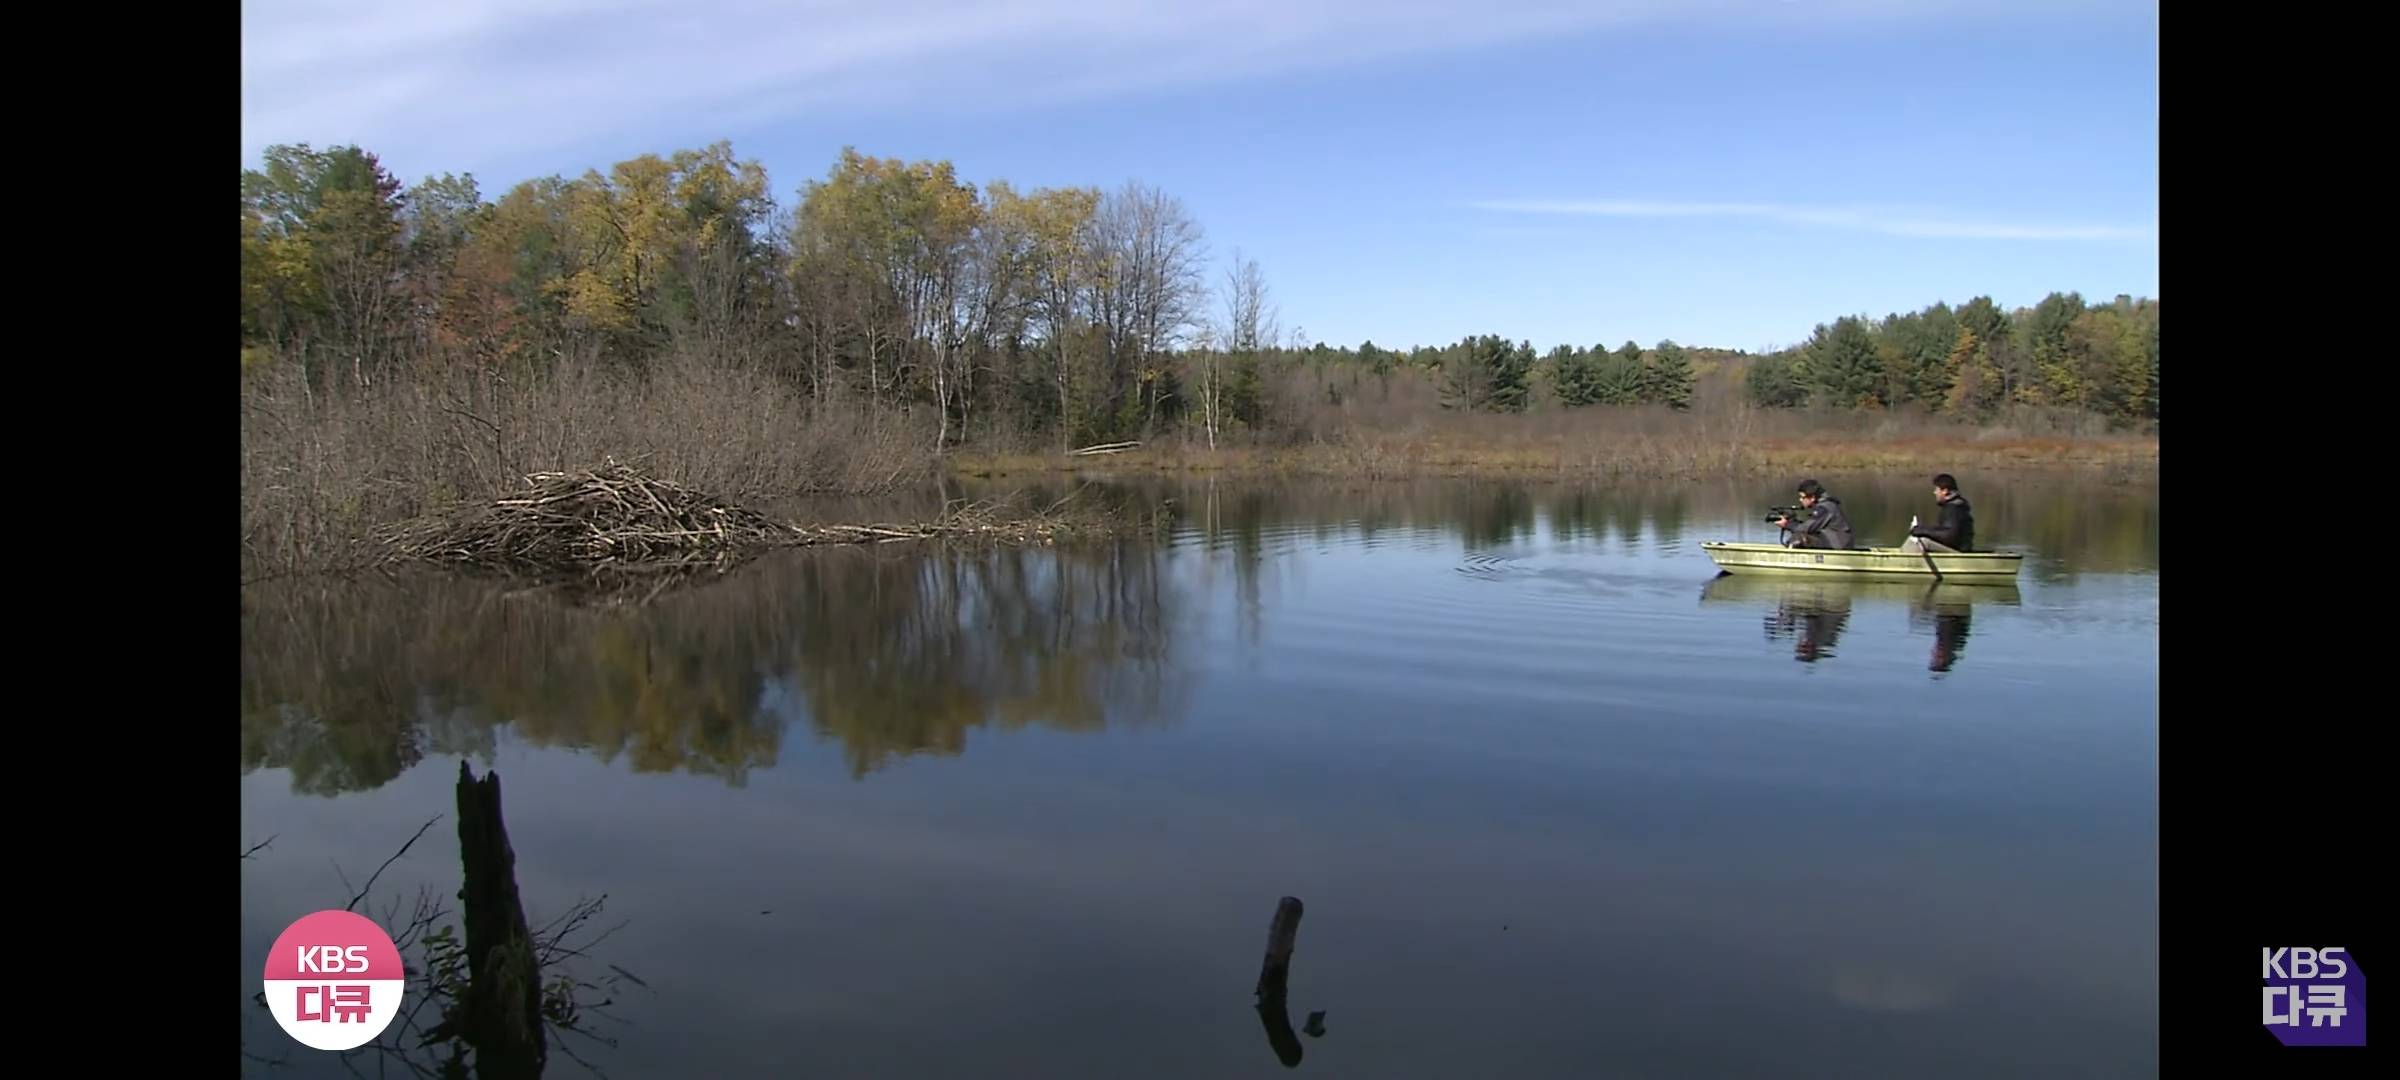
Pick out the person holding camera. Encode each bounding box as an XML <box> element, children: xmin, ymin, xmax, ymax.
<box><xmin>1774</xmin><ymin>479</ymin><xmax>1854</xmax><ymax>550</ymax></box>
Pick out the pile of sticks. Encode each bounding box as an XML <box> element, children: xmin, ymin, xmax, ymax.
<box><xmin>377</xmin><ymin>459</ymin><xmax>1105</xmax><ymax>573</ymax></box>
<box><xmin>376</xmin><ymin>460</ymin><xmax>790</xmax><ymax>569</ymax></box>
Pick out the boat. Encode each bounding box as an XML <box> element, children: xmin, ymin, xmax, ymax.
<box><xmin>1699</xmin><ymin>541</ymin><xmax>2024</xmax><ymax>582</ymax></box>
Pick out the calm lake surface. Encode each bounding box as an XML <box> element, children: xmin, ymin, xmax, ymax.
<box><xmin>240</xmin><ymin>473</ymin><xmax>2159</xmax><ymax>1078</ymax></box>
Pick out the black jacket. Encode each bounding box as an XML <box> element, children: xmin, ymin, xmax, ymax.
<box><xmin>1911</xmin><ymin>493</ymin><xmax>1974</xmax><ymax>551</ymax></box>
<box><xmin>1786</xmin><ymin>496</ymin><xmax>1854</xmax><ymax>549</ymax></box>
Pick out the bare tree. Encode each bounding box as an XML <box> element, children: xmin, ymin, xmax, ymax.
<box><xmin>1192</xmin><ymin>251</ymin><xmax>1278</xmax><ymax>449</ymax></box>
<box><xmin>1094</xmin><ymin>182</ymin><xmax>1209</xmax><ymax>433</ymax></box>
<box><xmin>1192</xmin><ymin>325</ymin><xmax>1222</xmax><ymax>450</ymax></box>
<box><xmin>1219</xmin><ymin>251</ymin><xmax>1278</xmax><ymax>356</ymax></box>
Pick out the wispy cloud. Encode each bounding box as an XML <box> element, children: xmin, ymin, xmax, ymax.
<box><xmin>240</xmin><ymin>0</ymin><xmax>2067</xmax><ymax>178</ymax></box>
<box><xmin>1468</xmin><ymin>199</ymin><xmax>2155</xmax><ymax>242</ymax></box>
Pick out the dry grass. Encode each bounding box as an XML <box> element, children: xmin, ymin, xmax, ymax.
<box><xmin>241</xmin><ymin>358</ymin><xmax>938</xmax><ymax>577</ymax></box>
<box><xmin>949</xmin><ymin>418</ymin><xmax>2157</xmax><ymax>483</ymax></box>
<box><xmin>951</xmin><ymin>361</ymin><xmax>2154</xmax><ymax>482</ymax></box>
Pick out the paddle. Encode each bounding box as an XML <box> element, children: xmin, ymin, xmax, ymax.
<box><xmin>1910</xmin><ymin>514</ymin><xmax>1943</xmax><ymax>581</ymax></box>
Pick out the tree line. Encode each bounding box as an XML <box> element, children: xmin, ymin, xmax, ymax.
<box><xmin>241</xmin><ymin>138</ymin><xmax>2157</xmax><ymax>456</ymax></box>
<box><xmin>1742</xmin><ymin>293</ymin><xmax>2159</xmax><ymax>423</ymax></box>
<box><xmin>243</xmin><ymin>140</ymin><xmax>1262</xmax><ymax>451</ymax></box>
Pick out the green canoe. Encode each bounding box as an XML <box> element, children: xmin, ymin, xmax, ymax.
<box><xmin>1699</xmin><ymin>541</ymin><xmax>2024</xmax><ymax>582</ymax></box>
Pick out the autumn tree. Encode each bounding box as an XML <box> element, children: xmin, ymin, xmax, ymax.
<box><xmin>1023</xmin><ymin>186</ymin><xmax>1103</xmax><ymax>447</ymax></box>
<box><xmin>1941</xmin><ymin>326</ymin><xmax>2003</xmax><ymax>418</ymax></box>
<box><xmin>241</xmin><ymin>143</ymin><xmax>410</xmax><ymax>382</ymax></box>
<box><xmin>2021</xmin><ymin>290</ymin><xmax>2088</xmax><ymax>408</ymax></box>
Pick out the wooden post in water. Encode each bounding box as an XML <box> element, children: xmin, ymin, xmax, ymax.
<box><xmin>456</xmin><ymin>762</ymin><xmax>547</xmax><ymax>1080</ymax></box>
<box><xmin>1254</xmin><ymin>896</ymin><xmax>1307</xmax><ymax>1068</ymax></box>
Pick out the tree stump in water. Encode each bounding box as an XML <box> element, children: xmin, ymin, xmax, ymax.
<box><xmin>456</xmin><ymin>762</ymin><xmax>546</xmax><ymax>1080</ymax></box>
<box><xmin>1255</xmin><ymin>896</ymin><xmax>1304</xmax><ymax>996</ymax></box>
<box><xmin>1254</xmin><ymin>896</ymin><xmax>1307</xmax><ymax>1068</ymax></box>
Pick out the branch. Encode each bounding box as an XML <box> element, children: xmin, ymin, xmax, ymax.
<box><xmin>241</xmin><ymin>834</ymin><xmax>279</xmax><ymax>860</ymax></box>
<box><xmin>345</xmin><ymin>815</ymin><xmax>443</xmax><ymax>913</ymax></box>
<box><xmin>1042</xmin><ymin>481</ymin><xmax>1095</xmax><ymax>518</ymax></box>
<box><xmin>548</xmin><ymin>1028</ymin><xmax>615</xmax><ymax>1079</ymax></box>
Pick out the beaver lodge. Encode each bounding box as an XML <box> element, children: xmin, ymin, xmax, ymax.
<box><xmin>375</xmin><ymin>459</ymin><xmax>1109</xmax><ymax>574</ymax></box>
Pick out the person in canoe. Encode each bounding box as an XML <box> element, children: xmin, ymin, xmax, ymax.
<box><xmin>1773</xmin><ymin>479</ymin><xmax>1854</xmax><ymax>549</ymax></box>
<box><xmin>1903</xmin><ymin>473</ymin><xmax>1975</xmax><ymax>553</ymax></box>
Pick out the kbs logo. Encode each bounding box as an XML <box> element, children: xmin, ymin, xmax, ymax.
<box><xmin>263</xmin><ymin>910</ymin><xmax>407</xmax><ymax>1051</ymax></box>
<box><xmin>2263</xmin><ymin>947</ymin><xmax>2366</xmax><ymax>1047</ymax></box>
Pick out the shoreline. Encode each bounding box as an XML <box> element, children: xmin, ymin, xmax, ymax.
<box><xmin>945</xmin><ymin>435</ymin><xmax>2158</xmax><ymax>483</ymax></box>
<box><xmin>241</xmin><ymin>433</ymin><xmax>2155</xmax><ymax>581</ymax></box>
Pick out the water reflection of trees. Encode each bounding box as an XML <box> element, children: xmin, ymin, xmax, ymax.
<box><xmin>786</xmin><ymin>541</ymin><xmax>1181</xmax><ymax>777</ymax></box>
<box><xmin>243</xmin><ymin>476</ymin><xmax>2152</xmax><ymax>792</ymax></box>
<box><xmin>1543</xmin><ymin>487</ymin><xmax>1692</xmax><ymax>550</ymax></box>
<box><xmin>242</xmin><ymin>539</ymin><xmax>1191</xmax><ymax>794</ymax></box>
<box><xmin>1459</xmin><ymin>481</ymin><xmax>1538</xmax><ymax>549</ymax></box>
<box><xmin>1141</xmin><ymin>478</ymin><xmax>1694</xmax><ymax>553</ymax></box>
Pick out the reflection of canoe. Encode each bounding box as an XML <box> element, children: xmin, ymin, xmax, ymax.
<box><xmin>1700</xmin><ymin>572</ymin><xmax>2021</xmax><ymax>609</ymax></box>
<box><xmin>1703</xmin><ymin>563</ymin><xmax>2008</xmax><ymax>673</ymax></box>
<box><xmin>1700</xmin><ymin>541</ymin><xmax>2023</xmax><ymax>582</ymax></box>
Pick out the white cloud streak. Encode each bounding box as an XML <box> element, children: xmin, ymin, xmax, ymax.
<box><xmin>239</xmin><ymin>0</ymin><xmax>2093</xmax><ymax>177</ymax></box>
<box><xmin>1469</xmin><ymin>199</ymin><xmax>2155</xmax><ymax>241</ymax></box>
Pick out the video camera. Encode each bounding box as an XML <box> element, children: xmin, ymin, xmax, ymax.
<box><xmin>1763</xmin><ymin>505</ymin><xmax>1802</xmax><ymax>524</ymax></box>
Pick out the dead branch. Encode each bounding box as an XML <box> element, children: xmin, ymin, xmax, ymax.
<box><xmin>344</xmin><ymin>815</ymin><xmax>443</xmax><ymax>913</ymax></box>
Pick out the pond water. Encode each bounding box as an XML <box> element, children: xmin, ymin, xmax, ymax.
<box><xmin>240</xmin><ymin>472</ymin><xmax>2159</xmax><ymax>1078</ymax></box>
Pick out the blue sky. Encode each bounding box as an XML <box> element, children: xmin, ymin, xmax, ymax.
<box><xmin>241</xmin><ymin>1</ymin><xmax>2158</xmax><ymax>353</ymax></box>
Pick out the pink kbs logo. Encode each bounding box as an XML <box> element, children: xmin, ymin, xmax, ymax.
<box><xmin>262</xmin><ymin>910</ymin><xmax>407</xmax><ymax>1051</ymax></box>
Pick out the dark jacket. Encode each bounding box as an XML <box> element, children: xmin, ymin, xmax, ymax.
<box><xmin>1911</xmin><ymin>493</ymin><xmax>1975</xmax><ymax>551</ymax></box>
<box><xmin>1787</xmin><ymin>496</ymin><xmax>1854</xmax><ymax>549</ymax></box>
